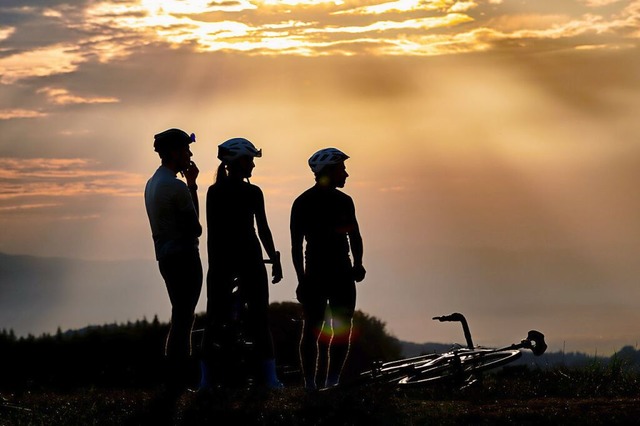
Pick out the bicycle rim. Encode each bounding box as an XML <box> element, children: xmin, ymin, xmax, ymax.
<box><xmin>356</xmin><ymin>354</ymin><xmax>440</xmax><ymax>385</ymax></box>
<box><xmin>379</xmin><ymin>353</ymin><xmax>440</xmax><ymax>369</ymax></box>
<box><xmin>397</xmin><ymin>355</ymin><xmax>463</xmax><ymax>386</ymax></box>
<box><xmin>398</xmin><ymin>350</ymin><xmax>521</xmax><ymax>387</ymax></box>
<box><xmin>460</xmin><ymin>350</ymin><xmax>521</xmax><ymax>374</ymax></box>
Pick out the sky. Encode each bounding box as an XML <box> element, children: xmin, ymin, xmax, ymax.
<box><xmin>1</xmin><ymin>0</ymin><xmax>640</xmax><ymax>355</ymax></box>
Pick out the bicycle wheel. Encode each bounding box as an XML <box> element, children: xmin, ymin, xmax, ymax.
<box><xmin>398</xmin><ymin>349</ymin><xmax>521</xmax><ymax>386</ymax></box>
<box><xmin>460</xmin><ymin>349</ymin><xmax>521</xmax><ymax>374</ymax></box>
<box><xmin>354</xmin><ymin>353</ymin><xmax>440</xmax><ymax>385</ymax></box>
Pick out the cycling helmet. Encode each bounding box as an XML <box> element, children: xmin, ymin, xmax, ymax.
<box><xmin>153</xmin><ymin>128</ymin><xmax>195</xmax><ymax>153</ymax></box>
<box><xmin>217</xmin><ymin>138</ymin><xmax>262</xmax><ymax>162</ymax></box>
<box><xmin>308</xmin><ymin>148</ymin><xmax>349</xmax><ymax>174</ymax></box>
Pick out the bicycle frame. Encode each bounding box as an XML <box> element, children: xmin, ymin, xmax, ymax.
<box><xmin>355</xmin><ymin>312</ymin><xmax>547</xmax><ymax>388</ymax></box>
<box><xmin>433</xmin><ymin>313</ymin><xmax>547</xmax><ymax>356</ymax></box>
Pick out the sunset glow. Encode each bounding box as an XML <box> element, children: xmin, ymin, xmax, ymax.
<box><xmin>1</xmin><ymin>0</ymin><xmax>639</xmax><ymax>354</ymax></box>
<box><xmin>0</xmin><ymin>45</ymin><xmax>82</xmax><ymax>84</ymax></box>
<box><xmin>0</xmin><ymin>158</ymin><xmax>145</xmax><ymax>200</ymax></box>
<box><xmin>23</xmin><ymin>0</ymin><xmax>630</xmax><ymax>63</ymax></box>
<box><xmin>0</xmin><ymin>1</ymin><xmax>636</xmax><ymax>88</ymax></box>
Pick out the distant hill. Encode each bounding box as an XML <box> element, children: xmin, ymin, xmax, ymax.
<box><xmin>3</xmin><ymin>251</ymin><xmax>636</xmax><ymax>370</ymax></box>
<box><xmin>0</xmin><ymin>252</ymin><xmax>168</xmax><ymax>337</ymax></box>
<box><xmin>399</xmin><ymin>339</ymin><xmax>640</xmax><ymax>369</ymax></box>
<box><xmin>401</xmin><ymin>341</ymin><xmax>457</xmax><ymax>358</ymax></box>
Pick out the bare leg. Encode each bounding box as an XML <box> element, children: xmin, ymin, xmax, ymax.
<box><xmin>326</xmin><ymin>316</ymin><xmax>353</xmax><ymax>387</ymax></box>
<box><xmin>299</xmin><ymin>318</ymin><xmax>323</xmax><ymax>390</ymax></box>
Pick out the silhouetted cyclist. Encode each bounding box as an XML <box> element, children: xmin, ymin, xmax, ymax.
<box><xmin>201</xmin><ymin>138</ymin><xmax>284</xmax><ymax>390</ymax></box>
<box><xmin>291</xmin><ymin>148</ymin><xmax>366</xmax><ymax>390</ymax></box>
<box><xmin>144</xmin><ymin>128</ymin><xmax>202</xmax><ymax>397</ymax></box>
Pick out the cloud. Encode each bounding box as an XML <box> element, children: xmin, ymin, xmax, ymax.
<box><xmin>0</xmin><ymin>109</ymin><xmax>48</xmax><ymax>119</ymax></box>
<box><xmin>0</xmin><ymin>158</ymin><xmax>146</xmax><ymax>200</ymax></box>
<box><xmin>0</xmin><ymin>27</ymin><xmax>15</xmax><ymax>41</ymax></box>
<box><xmin>37</xmin><ymin>87</ymin><xmax>119</xmax><ymax>105</ymax></box>
<box><xmin>448</xmin><ymin>1</ymin><xmax>478</xmax><ymax>13</ymax></box>
<box><xmin>579</xmin><ymin>0</ymin><xmax>623</xmax><ymax>6</ymax></box>
<box><xmin>333</xmin><ymin>0</ymin><xmax>446</xmax><ymax>15</ymax></box>
<box><xmin>0</xmin><ymin>0</ymin><xmax>637</xmax><ymax>85</ymax></box>
<box><xmin>307</xmin><ymin>13</ymin><xmax>473</xmax><ymax>34</ymax></box>
<box><xmin>95</xmin><ymin>0</ymin><xmax>640</xmax><ymax>55</ymax></box>
<box><xmin>78</xmin><ymin>1</ymin><xmax>479</xmax><ymax>55</ymax></box>
<box><xmin>0</xmin><ymin>202</ymin><xmax>61</xmax><ymax>212</ymax></box>
<box><xmin>0</xmin><ymin>44</ymin><xmax>83</xmax><ymax>84</ymax></box>
<box><xmin>263</xmin><ymin>0</ymin><xmax>341</xmax><ymax>5</ymax></box>
<box><xmin>437</xmin><ymin>10</ymin><xmax>640</xmax><ymax>55</ymax></box>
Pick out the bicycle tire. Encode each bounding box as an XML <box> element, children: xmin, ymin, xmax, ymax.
<box><xmin>398</xmin><ymin>349</ymin><xmax>521</xmax><ymax>386</ymax></box>
<box><xmin>355</xmin><ymin>353</ymin><xmax>440</xmax><ymax>385</ymax></box>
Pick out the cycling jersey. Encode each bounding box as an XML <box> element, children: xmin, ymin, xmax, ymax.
<box><xmin>145</xmin><ymin>165</ymin><xmax>201</xmax><ymax>260</ymax></box>
<box><xmin>206</xmin><ymin>179</ymin><xmax>263</xmax><ymax>265</ymax></box>
<box><xmin>290</xmin><ymin>185</ymin><xmax>358</xmax><ymax>273</ymax></box>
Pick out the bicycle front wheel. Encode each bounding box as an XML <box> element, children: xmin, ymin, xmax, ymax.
<box><xmin>398</xmin><ymin>349</ymin><xmax>521</xmax><ymax>386</ymax></box>
<box><xmin>354</xmin><ymin>353</ymin><xmax>440</xmax><ymax>386</ymax></box>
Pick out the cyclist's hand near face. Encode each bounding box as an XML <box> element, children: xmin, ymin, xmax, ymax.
<box><xmin>183</xmin><ymin>161</ymin><xmax>199</xmax><ymax>186</ymax></box>
<box><xmin>353</xmin><ymin>264</ymin><xmax>366</xmax><ymax>282</ymax></box>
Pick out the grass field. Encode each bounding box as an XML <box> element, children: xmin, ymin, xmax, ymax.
<box><xmin>2</xmin><ymin>365</ymin><xmax>640</xmax><ymax>425</ymax></box>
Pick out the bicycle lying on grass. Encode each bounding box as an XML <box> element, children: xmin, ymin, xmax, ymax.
<box><xmin>354</xmin><ymin>312</ymin><xmax>547</xmax><ymax>388</ymax></box>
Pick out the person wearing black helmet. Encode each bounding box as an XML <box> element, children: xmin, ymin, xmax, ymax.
<box><xmin>200</xmin><ymin>137</ymin><xmax>284</xmax><ymax>390</ymax></box>
<box><xmin>291</xmin><ymin>148</ymin><xmax>366</xmax><ymax>390</ymax></box>
<box><xmin>144</xmin><ymin>128</ymin><xmax>202</xmax><ymax>397</ymax></box>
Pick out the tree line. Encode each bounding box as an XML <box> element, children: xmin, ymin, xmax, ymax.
<box><xmin>0</xmin><ymin>302</ymin><xmax>402</xmax><ymax>391</ymax></box>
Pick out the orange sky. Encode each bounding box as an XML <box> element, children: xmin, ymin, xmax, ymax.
<box><xmin>1</xmin><ymin>0</ymin><xmax>640</xmax><ymax>354</ymax></box>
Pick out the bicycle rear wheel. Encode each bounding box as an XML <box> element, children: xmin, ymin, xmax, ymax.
<box><xmin>398</xmin><ymin>349</ymin><xmax>521</xmax><ymax>386</ymax></box>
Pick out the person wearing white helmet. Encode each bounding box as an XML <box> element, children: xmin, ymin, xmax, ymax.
<box><xmin>290</xmin><ymin>147</ymin><xmax>366</xmax><ymax>390</ymax></box>
<box><xmin>216</xmin><ymin>137</ymin><xmax>262</xmax><ymax>162</ymax></box>
<box><xmin>144</xmin><ymin>128</ymin><xmax>202</xmax><ymax>398</ymax></box>
<box><xmin>307</xmin><ymin>147</ymin><xmax>349</xmax><ymax>175</ymax></box>
<box><xmin>201</xmin><ymin>137</ymin><xmax>284</xmax><ymax>390</ymax></box>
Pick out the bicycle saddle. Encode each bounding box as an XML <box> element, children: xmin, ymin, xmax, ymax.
<box><xmin>524</xmin><ymin>330</ymin><xmax>547</xmax><ymax>356</ymax></box>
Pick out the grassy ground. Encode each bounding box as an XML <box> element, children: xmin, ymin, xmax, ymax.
<box><xmin>2</xmin><ymin>367</ymin><xmax>640</xmax><ymax>425</ymax></box>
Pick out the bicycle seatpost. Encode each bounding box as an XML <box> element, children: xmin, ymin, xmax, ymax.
<box><xmin>433</xmin><ymin>313</ymin><xmax>474</xmax><ymax>349</ymax></box>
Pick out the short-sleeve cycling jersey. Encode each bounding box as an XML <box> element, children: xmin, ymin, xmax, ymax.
<box><xmin>290</xmin><ymin>185</ymin><xmax>358</xmax><ymax>273</ymax></box>
<box><xmin>206</xmin><ymin>179</ymin><xmax>264</xmax><ymax>266</ymax></box>
<box><xmin>145</xmin><ymin>165</ymin><xmax>201</xmax><ymax>260</ymax></box>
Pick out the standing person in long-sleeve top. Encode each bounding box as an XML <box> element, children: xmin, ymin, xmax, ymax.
<box><xmin>144</xmin><ymin>128</ymin><xmax>202</xmax><ymax>398</ymax></box>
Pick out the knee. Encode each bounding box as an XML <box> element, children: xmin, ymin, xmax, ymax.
<box><xmin>171</xmin><ymin>308</ymin><xmax>195</xmax><ymax>328</ymax></box>
<box><xmin>302</xmin><ymin>320</ymin><xmax>323</xmax><ymax>339</ymax></box>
